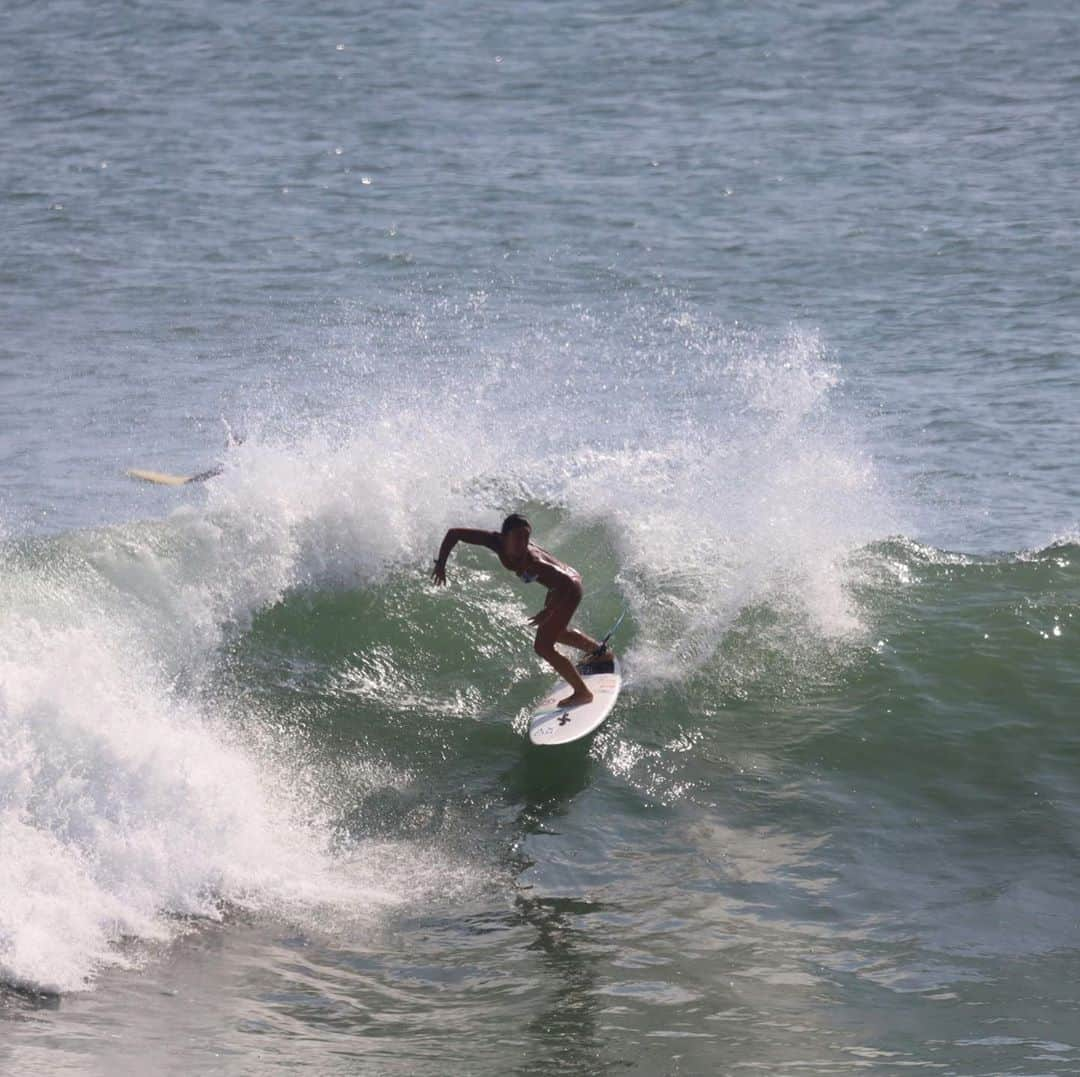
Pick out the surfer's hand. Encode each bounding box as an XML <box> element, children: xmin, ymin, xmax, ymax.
<box><xmin>527</xmin><ymin>607</ymin><xmax>552</xmax><ymax>626</ymax></box>
<box><xmin>431</xmin><ymin>560</ymin><xmax>447</xmax><ymax>586</ymax></box>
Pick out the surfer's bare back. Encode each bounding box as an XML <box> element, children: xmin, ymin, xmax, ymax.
<box><xmin>432</xmin><ymin>514</ymin><xmax>606</xmax><ymax>707</ymax></box>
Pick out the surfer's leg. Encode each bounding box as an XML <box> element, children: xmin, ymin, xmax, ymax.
<box><xmin>557</xmin><ymin>627</ymin><xmax>601</xmax><ymax>653</ymax></box>
<box><xmin>535</xmin><ymin>639</ymin><xmax>593</xmax><ymax>706</ymax></box>
<box><xmin>535</xmin><ymin>586</ymin><xmax>593</xmax><ymax>706</ymax></box>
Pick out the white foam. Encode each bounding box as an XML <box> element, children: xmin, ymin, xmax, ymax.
<box><xmin>0</xmin><ymin>532</ymin><xmax>479</xmax><ymax>994</ymax></box>
<box><xmin>512</xmin><ymin>322</ymin><xmax>895</xmax><ymax>683</ymax></box>
<box><xmin>0</xmin><ymin>609</ymin><xmax>408</xmax><ymax>993</ymax></box>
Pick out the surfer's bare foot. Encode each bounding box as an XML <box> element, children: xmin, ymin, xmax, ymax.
<box><xmin>559</xmin><ymin>689</ymin><xmax>593</xmax><ymax>707</ymax></box>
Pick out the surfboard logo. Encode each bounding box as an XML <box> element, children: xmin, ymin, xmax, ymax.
<box><xmin>556</xmin><ymin>711</ymin><xmax>572</xmax><ymax>726</ymax></box>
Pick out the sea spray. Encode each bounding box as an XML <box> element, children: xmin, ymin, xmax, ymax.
<box><xmin>211</xmin><ymin>305</ymin><xmax>897</xmax><ymax>685</ymax></box>
<box><xmin>0</xmin><ymin>541</ymin><xmax>477</xmax><ymax>994</ymax></box>
<box><xmin>1</xmin><ymin>304</ymin><xmax>899</xmax><ymax>993</ymax></box>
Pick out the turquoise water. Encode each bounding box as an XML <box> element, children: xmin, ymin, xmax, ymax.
<box><xmin>2</xmin><ymin>2</ymin><xmax>1079</xmax><ymax>1073</ymax></box>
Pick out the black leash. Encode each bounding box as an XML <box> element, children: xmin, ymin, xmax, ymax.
<box><xmin>589</xmin><ymin>608</ymin><xmax>627</xmax><ymax>658</ymax></box>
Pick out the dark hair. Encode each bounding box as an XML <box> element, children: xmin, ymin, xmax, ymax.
<box><xmin>501</xmin><ymin>513</ymin><xmax>531</xmax><ymax>536</ymax></box>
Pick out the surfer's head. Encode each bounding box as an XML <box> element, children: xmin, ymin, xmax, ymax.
<box><xmin>501</xmin><ymin>513</ymin><xmax>531</xmax><ymax>557</ymax></box>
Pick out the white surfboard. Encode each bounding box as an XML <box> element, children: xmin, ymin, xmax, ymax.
<box><xmin>527</xmin><ymin>654</ymin><xmax>622</xmax><ymax>746</ymax></box>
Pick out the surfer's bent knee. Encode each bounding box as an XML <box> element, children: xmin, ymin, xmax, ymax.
<box><xmin>534</xmin><ymin>636</ymin><xmax>556</xmax><ymax>659</ymax></box>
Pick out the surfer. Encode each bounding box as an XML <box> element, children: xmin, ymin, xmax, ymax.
<box><xmin>126</xmin><ymin>431</ymin><xmax>243</xmax><ymax>486</ymax></box>
<box><xmin>189</xmin><ymin>431</ymin><xmax>245</xmax><ymax>482</ymax></box>
<box><xmin>431</xmin><ymin>514</ymin><xmax>608</xmax><ymax>707</ymax></box>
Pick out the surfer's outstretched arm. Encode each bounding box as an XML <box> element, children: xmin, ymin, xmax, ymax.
<box><xmin>431</xmin><ymin>528</ymin><xmax>499</xmax><ymax>585</ymax></box>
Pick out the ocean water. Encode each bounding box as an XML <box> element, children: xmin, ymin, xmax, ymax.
<box><xmin>1</xmin><ymin>1</ymin><xmax>1079</xmax><ymax>1073</ymax></box>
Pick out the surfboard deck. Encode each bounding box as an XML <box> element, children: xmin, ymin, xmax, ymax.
<box><xmin>527</xmin><ymin>654</ymin><xmax>622</xmax><ymax>746</ymax></box>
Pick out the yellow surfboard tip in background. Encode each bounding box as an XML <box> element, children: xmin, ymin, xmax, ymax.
<box><xmin>125</xmin><ymin>468</ymin><xmax>193</xmax><ymax>486</ymax></box>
